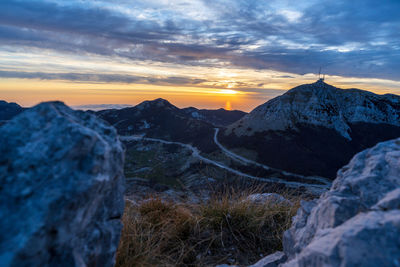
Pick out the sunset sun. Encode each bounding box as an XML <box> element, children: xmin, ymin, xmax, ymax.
<box><xmin>219</xmin><ymin>89</ymin><xmax>238</xmax><ymax>95</ymax></box>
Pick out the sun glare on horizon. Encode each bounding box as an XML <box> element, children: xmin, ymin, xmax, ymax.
<box><xmin>225</xmin><ymin>101</ymin><xmax>232</xmax><ymax>110</ymax></box>
<box><xmin>219</xmin><ymin>89</ymin><xmax>238</xmax><ymax>95</ymax></box>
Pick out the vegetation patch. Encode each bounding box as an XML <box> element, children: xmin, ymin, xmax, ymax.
<box><xmin>116</xmin><ymin>189</ymin><xmax>300</xmax><ymax>266</ymax></box>
<box><xmin>124</xmin><ymin>141</ymin><xmax>190</xmax><ymax>187</ymax></box>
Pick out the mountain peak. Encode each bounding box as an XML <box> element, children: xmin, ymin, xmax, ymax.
<box><xmin>315</xmin><ymin>78</ymin><xmax>327</xmax><ymax>85</ymax></box>
<box><xmin>0</xmin><ymin>100</ymin><xmax>21</xmax><ymax>108</ymax></box>
<box><xmin>312</xmin><ymin>79</ymin><xmax>336</xmax><ymax>89</ymax></box>
<box><xmin>227</xmin><ymin>82</ymin><xmax>400</xmax><ymax>140</ymax></box>
<box><xmin>136</xmin><ymin>98</ymin><xmax>176</xmax><ymax>110</ymax></box>
<box><xmin>152</xmin><ymin>98</ymin><xmax>171</xmax><ymax>105</ymax></box>
<box><xmin>289</xmin><ymin>79</ymin><xmax>337</xmax><ymax>93</ymax></box>
<box><xmin>147</xmin><ymin>98</ymin><xmax>173</xmax><ymax>107</ymax></box>
<box><xmin>0</xmin><ymin>100</ymin><xmax>24</xmax><ymax>121</ymax></box>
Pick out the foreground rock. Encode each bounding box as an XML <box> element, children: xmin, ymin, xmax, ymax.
<box><xmin>0</xmin><ymin>102</ymin><xmax>125</xmax><ymax>267</ymax></box>
<box><xmin>254</xmin><ymin>138</ymin><xmax>400</xmax><ymax>267</ymax></box>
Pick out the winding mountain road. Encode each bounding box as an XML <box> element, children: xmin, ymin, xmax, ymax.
<box><xmin>120</xmin><ymin>134</ymin><xmax>330</xmax><ymax>194</ymax></box>
<box><xmin>213</xmin><ymin>128</ymin><xmax>332</xmax><ymax>185</ymax></box>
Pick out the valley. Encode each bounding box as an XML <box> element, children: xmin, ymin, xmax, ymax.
<box><xmin>2</xmin><ymin>80</ymin><xmax>399</xmax><ymax>198</ymax></box>
<box><xmin>120</xmin><ymin>130</ymin><xmax>330</xmax><ymax>197</ymax></box>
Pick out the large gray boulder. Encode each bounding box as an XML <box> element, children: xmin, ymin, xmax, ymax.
<box><xmin>0</xmin><ymin>102</ymin><xmax>125</xmax><ymax>267</ymax></box>
<box><xmin>253</xmin><ymin>138</ymin><xmax>400</xmax><ymax>267</ymax></box>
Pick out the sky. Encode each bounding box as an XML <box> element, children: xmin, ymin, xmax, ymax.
<box><xmin>0</xmin><ymin>0</ymin><xmax>399</xmax><ymax>111</ymax></box>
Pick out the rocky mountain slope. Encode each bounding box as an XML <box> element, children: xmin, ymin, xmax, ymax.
<box><xmin>0</xmin><ymin>98</ymin><xmax>246</xmax><ymax>154</ymax></box>
<box><xmin>228</xmin><ymin>79</ymin><xmax>400</xmax><ymax>139</ymax></box>
<box><xmin>97</xmin><ymin>98</ymin><xmax>244</xmax><ymax>152</ymax></box>
<box><xmin>0</xmin><ymin>102</ymin><xmax>125</xmax><ymax>266</ymax></box>
<box><xmin>221</xmin><ymin>80</ymin><xmax>400</xmax><ymax>178</ymax></box>
<box><xmin>252</xmin><ymin>137</ymin><xmax>400</xmax><ymax>267</ymax></box>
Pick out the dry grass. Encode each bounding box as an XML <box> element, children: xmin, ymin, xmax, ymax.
<box><xmin>116</xmin><ymin>189</ymin><xmax>300</xmax><ymax>267</ymax></box>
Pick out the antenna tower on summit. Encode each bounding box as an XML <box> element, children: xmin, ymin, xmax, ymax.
<box><xmin>318</xmin><ymin>67</ymin><xmax>325</xmax><ymax>82</ymax></box>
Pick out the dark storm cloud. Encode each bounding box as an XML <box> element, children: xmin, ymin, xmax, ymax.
<box><xmin>1</xmin><ymin>0</ymin><xmax>399</xmax><ymax>81</ymax></box>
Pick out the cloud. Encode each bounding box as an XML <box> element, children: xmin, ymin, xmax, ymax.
<box><xmin>72</xmin><ymin>104</ymin><xmax>133</xmax><ymax>111</ymax></box>
<box><xmin>0</xmin><ymin>70</ymin><xmax>209</xmax><ymax>86</ymax></box>
<box><xmin>0</xmin><ymin>0</ymin><xmax>399</xmax><ymax>81</ymax></box>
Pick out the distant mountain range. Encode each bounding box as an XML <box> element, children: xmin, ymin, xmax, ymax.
<box><xmin>0</xmin><ymin>99</ymin><xmax>246</xmax><ymax>152</ymax></box>
<box><xmin>73</xmin><ymin>104</ymin><xmax>134</xmax><ymax>111</ymax></box>
<box><xmin>1</xmin><ymin>80</ymin><xmax>399</xmax><ymax>180</ymax></box>
<box><xmin>182</xmin><ymin>107</ymin><xmax>246</xmax><ymax>127</ymax></box>
<box><xmin>221</xmin><ymin>80</ymin><xmax>400</xmax><ymax>178</ymax></box>
<box><xmin>96</xmin><ymin>98</ymin><xmax>246</xmax><ymax>152</ymax></box>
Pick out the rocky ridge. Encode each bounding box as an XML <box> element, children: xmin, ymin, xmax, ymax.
<box><xmin>96</xmin><ymin>98</ymin><xmax>218</xmax><ymax>152</ymax></box>
<box><xmin>228</xmin><ymin>80</ymin><xmax>400</xmax><ymax>140</ymax></box>
<box><xmin>221</xmin><ymin>81</ymin><xmax>400</xmax><ymax>178</ymax></box>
